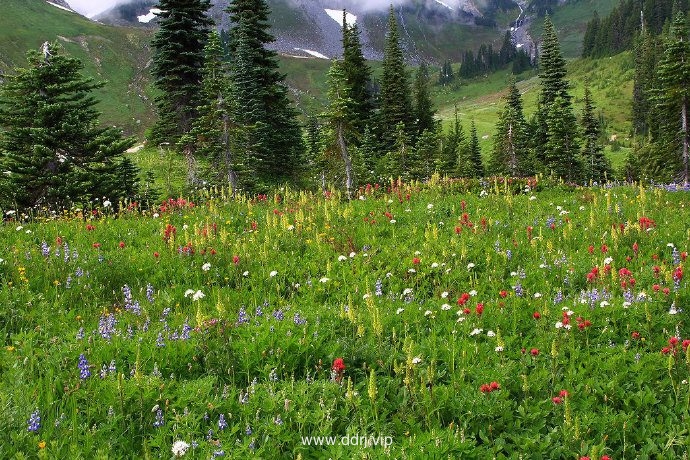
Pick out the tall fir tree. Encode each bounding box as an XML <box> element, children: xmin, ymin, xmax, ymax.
<box><xmin>182</xmin><ymin>30</ymin><xmax>240</xmax><ymax>192</ymax></box>
<box><xmin>413</xmin><ymin>62</ymin><xmax>436</xmax><ymax>136</ymax></box>
<box><xmin>632</xmin><ymin>25</ymin><xmax>659</xmax><ymax>137</ymax></box>
<box><xmin>379</xmin><ymin>6</ymin><xmax>414</xmax><ymax>151</ymax></box>
<box><xmin>535</xmin><ymin>16</ymin><xmax>579</xmax><ymax>178</ymax></box>
<box><xmin>436</xmin><ymin>107</ymin><xmax>464</xmax><ymax>176</ymax></box>
<box><xmin>323</xmin><ymin>59</ymin><xmax>356</xmax><ymax>198</ymax></box>
<box><xmin>226</xmin><ymin>0</ymin><xmax>305</xmax><ymax>190</ymax></box>
<box><xmin>544</xmin><ymin>96</ymin><xmax>582</xmax><ymax>182</ymax></box>
<box><xmin>580</xmin><ymin>86</ymin><xmax>612</xmax><ymax>182</ymax></box>
<box><xmin>467</xmin><ymin>121</ymin><xmax>484</xmax><ymax>178</ymax></box>
<box><xmin>0</xmin><ymin>43</ymin><xmax>136</xmax><ymax>209</ymax></box>
<box><xmin>490</xmin><ymin>77</ymin><xmax>530</xmax><ymax>176</ymax></box>
<box><xmin>653</xmin><ymin>11</ymin><xmax>690</xmax><ymax>184</ymax></box>
<box><xmin>149</xmin><ymin>0</ymin><xmax>212</xmax><ymax>145</ymax></box>
<box><xmin>341</xmin><ymin>11</ymin><xmax>373</xmax><ymax>139</ymax></box>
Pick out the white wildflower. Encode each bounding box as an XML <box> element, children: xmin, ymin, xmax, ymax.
<box><xmin>338</xmin><ymin>255</ymin><xmax>347</xmax><ymax>261</ymax></box>
<box><xmin>172</xmin><ymin>440</ymin><xmax>190</xmax><ymax>457</ymax></box>
<box><xmin>424</xmin><ymin>310</ymin><xmax>433</xmax><ymax>317</ymax></box>
<box><xmin>470</xmin><ymin>328</ymin><xmax>483</xmax><ymax>336</ymax></box>
<box><xmin>390</xmin><ymin>219</ymin><xmax>397</xmax><ymax>224</ymax></box>
<box><xmin>600</xmin><ymin>301</ymin><xmax>610</xmax><ymax>307</ymax></box>
<box><xmin>402</xmin><ymin>288</ymin><xmax>413</xmax><ymax>296</ymax></box>
<box><xmin>192</xmin><ymin>290</ymin><xmax>205</xmax><ymax>301</ymax></box>
<box><xmin>441</xmin><ymin>304</ymin><xmax>452</xmax><ymax>311</ymax></box>
<box><xmin>319</xmin><ymin>277</ymin><xmax>329</xmax><ymax>283</ymax></box>
<box><xmin>495</xmin><ymin>346</ymin><xmax>504</xmax><ymax>352</ymax></box>
<box><xmin>408</xmin><ymin>268</ymin><xmax>416</xmax><ymax>273</ymax></box>
<box><xmin>15</xmin><ymin>226</ymin><xmax>23</xmax><ymax>231</ymax></box>
<box><xmin>469</xmin><ymin>289</ymin><xmax>477</xmax><ymax>296</ymax></box>
<box><xmin>427</xmin><ymin>203</ymin><xmax>434</xmax><ymax>209</ymax></box>
<box><xmin>103</xmin><ymin>200</ymin><xmax>112</xmax><ymax>208</ymax></box>
<box><xmin>243</xmin><ymin>271</ymin><xmax>249</xmax><ymax>277</ymax></box>
<box><xmin>269</xmin><ymin>270</ymin><xmax>278</xmax><ymax>277</ymax></box>
<box><xmin>184</xmin><ymin>289</ymin><xmax>195</xmax><ymax>298</ymax></box>
<box><xmin>534</xmin><ymin>292</ymin><xmax>542</xmax><ymax>298</ymax></box>
<box><xmin>411</xmin><ymin>357</ymin><xmax>422</xmax><ymax>364</ymax></box>
<box><xmin>396</xmin><ymin>308</ymin><xmax>404</xmax><ymax>315</ymax></box>
<box><xmin>431</xmin><ymin>262</ymin><xmax>439</xmax><ymax>268</ymax></box>
<box><xmin>487</xmin><ymin>330</ymin><xmax>496</xmax><ymax>337</ymax></box>
<box><xmin>529</xmin><ymin>195</ymin><xmax>537</xmax><ymax>201</ymax></box>
<box><xmin>604</xmin><ymin>257</ymin><xmax>613</xmax><ymax>265</ymax></box>
<box><xmin>349</xmin><ymin>252</ymin><xmax>356</xmax><ymax>258</ymax></box>
<box><xmin>467</xmin><ymin>263</ymin><xmax>475</xmax><ymax>270</ymax></box>
<box><xmin>201</xmin><ymin>262</ymin><xmax>211</xmax><ymax>272</ymax></box>
<box><xmin>441</xmin><ymin>291</ymin><xmax>449</xmax><ymax>298</ymax></box>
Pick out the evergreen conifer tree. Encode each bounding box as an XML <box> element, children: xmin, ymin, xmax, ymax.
<box><xmin>490</xmin><ymin>77</ymin><xmax>530</xmax><ymax>176</ymax></box>
<box><xmin>183</xmin><ymin>31</ymin><xmax>240</xmax><ymax>192</ymax></box>
<box><xmin>149</xmin><ymin>0</ymin><xmax>212</xmax><ymax>145</ymax></box>
<box><xmin>436</xmin><ymin>107</ymin><xmax>464</xmax><ymax>176</ymax></box>
<box><xmin>226</xmin><ymin>0</ymin><xmax>305</xmax><ymax>190</ymax></box>
<box><xmin>379</xmin><ymin>6</ymin><xmax>414</xmax><ymax>151</ymax></box>
<box><xmin>653</xmin><ymin>11</ymin><xmax>690</xmax><ymax>184</ymax></box>
<box><xmin>413</xmin><ymin>62</ymin><xmax>436</xmax><ymax>136</ymax></box>
<box><xmin>0</xmin><ymin>42</ymin><xmax>136</xmax><ymax>209</ymax></box>
<box><xmin>324</xmin><ymin>59</ymin><xmax>356</xmax><ymax>198</ymax></box>
<box><xmin>341</xmin><ymin>11</ymin><xmax>373</xmax><ymax>139</ymax></box>
<box><xmin>535</xmin><ymin>16</ymin><xmax>579</xmax><ymax>178</ymax></box>
<box><xmin>468</xmin><ymin>121</ymin><xmax>484</xmax><ymax>178</ymax></box>
<box><xmin>581</xmin><ymin>86</ymin><xmax>612</xmax><ymax>182</ymax></box>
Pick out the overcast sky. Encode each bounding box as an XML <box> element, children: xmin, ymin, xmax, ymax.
<box><xmin>68</xmin><ymin>0</ymin><xmax>124</xmax><ymax>18</ymax></box>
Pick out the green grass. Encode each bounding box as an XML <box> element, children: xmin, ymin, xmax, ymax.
<box><xmin>0</xmin><ymin>0</ymin><xmax>155</xmax><ymax>136</ymax></box>
<box><xmin>530</xmin><ymin>0</ymin><xmax>620</xmax><ymax>58</ymax></box>
<box><xmin>2</xmin><ymin>182</ymin><xmax>690</xmax><ymax>458</ymax></box>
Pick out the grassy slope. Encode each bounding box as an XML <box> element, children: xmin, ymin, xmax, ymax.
<box><xmin>530</xmin><ymin>0</ymin><xmax>620</xmax><ymax>58</ymax></box>
<box><xmin>0</xmin><ymin>0</ymin><xmax>154</xmax><ymax>135</ymax></box>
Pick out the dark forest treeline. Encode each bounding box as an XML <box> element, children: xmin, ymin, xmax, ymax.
<box><xmin>582</xmin><ymin>0</ymin><xmax>687</xmax><ymax>58</ymax></box>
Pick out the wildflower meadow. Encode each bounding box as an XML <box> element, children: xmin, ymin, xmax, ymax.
<box><xmin>1</xmin><ymin>178</ymin><xmax>689</xmax><ymax>459</ymax></box>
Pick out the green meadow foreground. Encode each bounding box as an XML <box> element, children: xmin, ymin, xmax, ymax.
<box><xmin>1</xmin><ymin>180</ymin><xmax>689</xmax><ymax>459</ymax></box>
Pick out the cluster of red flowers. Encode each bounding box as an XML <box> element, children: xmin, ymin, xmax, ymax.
<box><xmin>163</xmin><ymin>224</ymin><xmax>177</xmax><ymax>243</ymax></box>
<box><xmin>661</xmin><ymin>336</ymin><xmax>690</xmax><ymax>355</ymax></box>
<box><xmin>576</xmin><ymin>316</ymin><xmax>592</xmax><ymax>330</ymax></box>
<box><xmin>552</xmin><ymin>389</ymin><xmax>570</xmax><ymax>404</ymax></box>
<box><xmin>457</xmin><ymin>292</ymin><xmax>471</xmax><ymax>306</ymax></box>
<box><xmin>639</xmin><ymin>216</ymin><xmax>656</xmax><ymax>230</ymax></box>
<box><xmin>673</xmin><ymin>266</ymin><xmax>683</xmax><ymax>282</ymax></box>
<box><xmin>618</xmin><ymin>267</ymin><xmax>636</xmax><ymax>289</ymax></box>
<box><xmin>479</xmin><ymin>381</ymin><xmax>500</xmax><ymax>393</ymax></box>
<box><xmin>159</xmin><ymin>197</ymin><xmax>194</xmax><ymax>213</ymax></box>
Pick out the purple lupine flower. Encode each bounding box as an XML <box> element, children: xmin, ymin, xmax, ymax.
<box><xmin>237</xmin><ymin>307</ymin><xmax>249</xmax><ymax>325</ymax></box>
<box><xmin>273</xmin><ymin>309</ymin><xmax>284</xmax><ymax>321</ymax></box>
<box><xmin>65</xmin><ymin>275</ymin><xmax>72</xmax><ymax>289</ymax></box>
<box><xmin>181</xmin><ymin>321</ymin><xmax>191</xmax><ymax>340</ymax></box>
<box><xmin>98</xmin><ymin>313</ymin><xmax>117</xmax><ymax>341</ymax></box>
<box><xmin>63</xmin><ymin>243</ymin><xmax>70</xmax><ymax>262</ymax></box>
<box><xmin>27</xmin><ymin>410</ymin><xmax>41</xmax><ymax>432</ymax></box>
<box><xmin>78</xmin><ymin>354</ymin><xmax>91</xmax><ymax>379</ymax></box>
<box><xmin>75</xmin><ymin>267</ymin><xmax>84</xmax><ymax>278</ymax></box>
<box><xmin>153</xmin><ymin>409</ymin><xmax>164</xmax><ymax>428</ymax></box>
<box><xmin>146</xmin><ymin>283</ymin><xmax>155</xmax><ymax>303</ymax></box>
<box><xmin>255</xmin><ymin>305</ymin><xmax>263</xmax><ymax>317</ymax></box>
<box><xmin>109</xmin><ymin>360</ymin><xmax>116</xmax><ymax>374</ymax></box>
<box><xmin>245</xmin><ymin>425</ymin><xmax>253</xmax><ymax>436</ymax></box>
<box><xmin>553</xmin><ymin>290</ymin><xmax>563</xmax><ymax>304</ymax></box>
<box><xmin>293</xmin><ymin>312</ymin><xmax>306</xmax><ymax>326</ymax></box>
<box><xmin>375</xmin><ymin>279</ymin><xmax>383</xmax><ymax>296</ymax></box>
<box><xmin>100</xmin><ymin>364</ymin><xmax>109</xmax><ymax>379</ymax></box>
<box><xmin>156</xmin><ymin>332</ymin><xmax>165</xmax><ymax>347</ymax></box>
<box><xmin>76</xmin><ymin>327</ymin><xmax>85</xmax><ymax>340</ymax></box>
<box><xmin>41</xmin><ymin>242</ymin><xmax>50</xmax><ymax>257</ymax></box>
<box><xmin>218</xmin><ymin>414</ymin><xmax>228</xmax><ymax>430</ymax></box>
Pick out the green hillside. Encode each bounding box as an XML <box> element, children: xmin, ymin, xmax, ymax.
<box><xmin>529</xmin><ymin>0</ymin><xmax>620</xmax><ymax>57</ymax></box>
<box><xmin>0</xmin><ymin>0</ymin><xmax>155</xmax><ymax>135</ymax></box>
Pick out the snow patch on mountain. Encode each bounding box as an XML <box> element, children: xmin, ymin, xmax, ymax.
<box><xmin>46</xmin><ymin>1</ymin><xmax>75</xmax><ymax>13</ymax></box>
<box><xmin>294</xmin><ymin>48</ymin><xmax>330</xmax><ymax>59</ymax></box>
<box><xmin>324</xmin><ymin>9</ymin><xmax>357</xmax><ymax>26</ymax></box>
<box><xmin>138</xmin><ymin>8</ymin><xmax>161</xmax><ymax>23</ymax></box>
<box><xmin>434</xmin><ymin>0</ymin><xmax>454</xmax><ymax>10</ymax></box>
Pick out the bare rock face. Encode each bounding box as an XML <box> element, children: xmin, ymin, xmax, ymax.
<box><xmin>91</xmin><ymin>0</ymin><xmax>491</xmax><ymax>62</ymax></box>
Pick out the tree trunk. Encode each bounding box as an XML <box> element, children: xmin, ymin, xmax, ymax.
<box><xmin>337</xmin><ymin>122</ymin><xmax>353</xmax><ymax>199</ymax></box>
<box><xmin>184</xmin><ymin>145</ymin><xmax>197</xmax><ymax>188</ymax></box>
<box><xmin>682</xmin><ymin>98</ymin><xmax>689</xmax><ymax>186</ymax></box>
